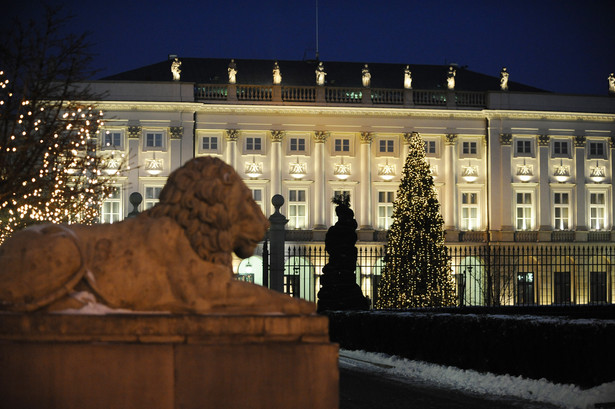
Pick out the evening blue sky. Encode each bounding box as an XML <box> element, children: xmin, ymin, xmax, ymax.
<box><xmin>4</xmin><ymin>0</ymin><xmax>615</xmax><ymax>95</ymax></box>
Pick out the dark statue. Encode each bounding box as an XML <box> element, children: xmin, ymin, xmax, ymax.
<box><xmin>317</xmin><ymin>194</ymin><xmax>370</xmax><ymax>312</ymax></box>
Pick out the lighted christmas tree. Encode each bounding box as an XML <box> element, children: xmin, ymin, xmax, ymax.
<box><xmin>0</xmin><ymin>7</ymin><xmax>119</xmax><ymax>244</ymax></box>
<box><xmin>376</xmin><ymin>132</ymin><xmax>456</xmax><ymax>309</ymax></box>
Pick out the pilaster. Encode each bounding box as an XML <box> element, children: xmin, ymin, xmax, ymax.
<box><xmin>575</xmin><ymin>135</ymin><xmax>587</xmax><ymax>239</ymax></box>
<box><xmin>359</xmin><ymin>132</ymin><xmax>374</xmax><ymax>235</ymax></box>
<box><xmin>538</xmin><ymin>135</ymin><xmax>552</xmax><ymax>240</ymax></box>
<box><xmin>225</xmin><ymin>129</ymin><xmax>239</xmax><ymax>169</ymax></box>
<box><xmin>313</xmin><ymin>131</ymin><xmax>328</xmax><ymax>230</ymax></box>
<box><xmin>443</xmin><ymin>134</ymin><xmax>457</xmax><ymax>231</ymax></box>
<box><xmin>269</xmin><ymin>130</ymin><xmax>285</xmax><ymax>213</ymax></box>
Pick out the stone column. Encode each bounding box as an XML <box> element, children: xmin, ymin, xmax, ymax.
<box><xmin>443</xmin><ymin>134</ymin><xmax>457</xmax><ymax>236</ymax></box>
<box><xmin>313</xmin><ymin>131</ymin><xmax>329</xmax><ymax>231</ymax></box>
<box><xmin>269</xmin><ymin>130</ymin><xmax>284</xmax><ymax>214</ymax></box>
<box><xmin>498</xmin><ymin>133</ymin><xmax>514</xmax><ymax>241</ymax></box>
<box><xmin>225</xmin><ymin>129</ymin><xmax>239</xmax><ymax>169</ymax></box>
<box><xmin>611</xmin><ymin>136</ymin><xmax>615</xmax><ymax>241</ymax></box>
<box><xmin>358</xmin><ymin>132</ymin><xmax>374</xmax><ymax>238</ymax></box>
<box><xmin>575</xmin><ymin>135</ymin><xmax>588</xmax><ymax>241</ymax></box>
<box><xmin>269</xmin><ymin>194</ymin><xmax>288</xmax><ymax>293</ymax></box>
<box><xmin>538</xmin><ymin>135</ymin><xmax>552</xmax><ymax>241</ymax></box>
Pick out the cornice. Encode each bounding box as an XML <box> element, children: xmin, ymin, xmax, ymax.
<box><xmin>91</xmin><ymin>101</ymin><xmax>615</xmax><ymax>122</ymax></box>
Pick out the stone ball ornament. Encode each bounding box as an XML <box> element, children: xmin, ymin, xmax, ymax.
<box><xmin>0</xmin><ymin>157</ymin><xmax>314</xmax><ymax>314</ymax></box>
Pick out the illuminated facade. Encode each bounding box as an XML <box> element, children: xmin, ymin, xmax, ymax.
<box><xmin>88</xmin><ymin>58</ymin><xmax>615</xmax><ymax>306</ymax></box>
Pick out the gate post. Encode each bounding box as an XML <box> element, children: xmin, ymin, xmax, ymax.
<box><xmin>269</xmin><ymin>194</ymin><xmax>288</xmax><ymax>293</ymax></box>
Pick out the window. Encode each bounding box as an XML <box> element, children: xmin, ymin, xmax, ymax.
<box><xmin>588</xmin><ymin>141</ymin><xmax>606</xmax><ymax>159</ymax></box>
<box><xmin>246</xmin><ymin>137</ymin><xmax>262</xmax><ymax>152</ymax></box>
<box><xmin>144</xmin><ymin>186</ymin><xmax>163</xmax><ymax>210</ymax></box>
<box><xmin>202</xmin><ymin>136</ymin><xmax>219</xmax><ymax>152</ymax></box>
<box><xmin>334</xmin><ymin>138</ymin><xmax>350</xmax><ymax>153</ymax></box>
<box><xmin>515</xmin><ymin>140</ymin><xmax>532</xmax><ymax>156</ymax></box>
<box><xmin>251</xmin><ymin>188</ymin><xmax>264</xmax><ymax>213</ymax></box>
<box><xmin>290</xmin><ymin>137</ymin><xmax>306</xmax><ymax>153</ymax></box>
<box><xmin>379</xmin><ymin>140</ymin><xmax>394</xmax><ymax>154</ymax></box>
<box><xmin>589</xmin><ymin>192</ymin><xmax>606</xmax><ymax>230</ymax></box>
<box><xmin>101</xmin><ymin>187</ymin><xmax>121</xmax><ymax>223</ymax></box>
<box><xmin>377</xmin><ymin>191</ymin><xmax>395</xmax><ymax>229</ymax></box>
<box><xmin>103</xmin><ymin>131</ymin><xmax>122</xmax><ymax>149</ymax></box>
<box><xmin>552</xmin><ymin>140</ymin><xmax>570</xmax><ymax>158</ymax></box>
<box><xmin>516</xmin><ymin>272</ymin><xmax>535</xmax><ymax>305</ymax></box>
<box><xmin>424</xmin><ymin>140</ymin><xmax>437</xmax><ymax>155</ymax></box>
<box><xmin>515</xmin><ymin>192</ymin><xmax>533</xmax><ymax>230</ymax></box>
<box><xmin>288</xmin><ymin>189</ymin><xmax>307</xmax><ymax>229</ymax></box>
<box><xmin>461</xmin><ymin>141</ymin><xmax>478</xmax><ymax>157</ymax></box>
<box><xmin>145</xmin><ymin>132</ymin><xmax>164</xmax><ymax>149</ymax></box>
<box><xmin>460</xmin><ymin>193</ymin><xmax>479</xmax><ymax>231</ymax></box>
<box><xmin>332</xmin><ymin>190</ymin><xmax>351</xmax><ymax>225</ymax></box>
<box><xmin>553</xmin><ymin>192</ymin><xmax>570</xmax><ymax>230</ymax></box>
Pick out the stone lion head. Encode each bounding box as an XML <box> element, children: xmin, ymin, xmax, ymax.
<box><xmin>144</xmin><ymin>157</ymin><xmax>269</xmax><ymax>267</ymax></box>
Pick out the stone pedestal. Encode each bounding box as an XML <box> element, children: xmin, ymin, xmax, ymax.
<box><xmin>0</xmin><ymin>313</ymin><xmax>338</xmax><ymax>409</ymax></box>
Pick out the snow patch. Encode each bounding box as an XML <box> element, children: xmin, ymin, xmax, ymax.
<box><xmin>340</xmin><ymin>349</ymin><xmax>615</xmax><ymax>409</ymax></box>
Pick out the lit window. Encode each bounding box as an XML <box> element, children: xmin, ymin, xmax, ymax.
<box><xmin>251</xmin><ymin>188</ymin><xmax>265</xmax><ymax>213</ymax></box>
<box><xmin>553</xmin><ymin>192</ymin><xmax>570</xmax><ymax>230</ymax></box>
<box><xmin>144</xmin><ymin>186</ymin><xmax>163</xmax><ymax>210</ymax></box>
<box><xmin>145</xmin><ymin>132</ymin><xmax>164</xmax><ymax>149</ymax></box>
<box><xmin>460</xmin><ymin>192</ymin><xmax>479</xmax><ymax>231</ymax></box>
<box><xmin>290</xmin><ymin>137</ymin><xmax>306</xmax><ymax>153</ymax></box>
<box><xmin>552</xmin><ymin>141</ymin><xmax>570</xmax><ymax>157</ymax></box>
<box><xmin>589</xmin><ymin>192</ymin><xmax>606</xmax><ymax>230</ymax></box>
<box><xmin>462</xmin><ymin>141</ymin><xmax>478</xmax><ymax>155</ymax></box>
<box><xmin>101</xmin><ymin>187</ymin><xmax>122</xmax><ymax>223</ymax></box>
<box><xmin>377</xmin><ymin>191</ymin><xmax>395</xmax><ymax>229</ymax></box>
<box><xmin>103</xmin><ymin>131</ymin><xmax>122</xmax><ymax>149</ymax></box>
<box><xmin>379</xmin><ymin>140</ymin><xmax>394</xmax><ymax>153</ymax></box>
<box><xmin>246</xmin><ymin>137</ymin><xmax>262</xmax><ymax>152</ymax></box>
<box><xmin>288</xmin><ymin>189</ymin><xmax>307</xmax><ymax>229</ymax></box>
<box><xmin>588</xmin><ymin>141</ymin><xmax>606</xmax><ymax>159</ymax></box>
<box><xmin>515</xmin><ymin>192</ymin><xmax>533</xmax><ymax>230</ymax></box>
<box><xmin>516</xmin><ymin>272</ymin><xmax>535</xmax><ymax>305</ymax></box>
<box><xmin>202</xmin><ymin>136</ymin><xmax>219</xmax><ymax>151</ymax></box>
<box><xmin>332</xmin><ymin>190</ymin><xmax>351</xmax><ymax>225</ymax></box>
<box><xmin>515</xmin><ymin>140</ymin><xmax>532</xmax><ymax>156</ymax></box>
<box><xmin>334</xmin><ymin>138</ymin><xmax>350</xmax><ymax>153</ymax></box>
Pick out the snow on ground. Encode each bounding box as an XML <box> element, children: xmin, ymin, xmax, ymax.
<box><xmin>339</xmin><ymin>349</ymin><xmax>615</xmax><ymax>409</ymax></box>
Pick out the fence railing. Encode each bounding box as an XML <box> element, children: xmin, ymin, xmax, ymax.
<box><xmin>250</xmin><ymin>244</ymin><xmax>615</xmax><ymax>308</ymax></box>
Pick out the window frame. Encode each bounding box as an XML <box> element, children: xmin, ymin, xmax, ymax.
<box><xmin>143</xmin><ymin>130</ymin><xmax>166</xmax><ymax>151</ymax></box>
<box><xmin>101</xmin><ymin>130</ymin><xmax>124</xmax><ymax>150</ymax></box>
<box><xmin>244</xmin><ymin>136</ymin><xmax>264</xmax><ymax>154</ymax></box>
<box><xmin>459</xmin><ymin>138</ymin><xmax>481</xmax><ymax>159</ymax></box>
<box><xmin>289</xmin><ymin>136</ymin><xmax>307</xmax><ymax>155</ymax></box>
<box><xmin>514</xmin><ymin>138</ymin><xmax>534</xmax><ymax>157</ymax></box>
<box><xmin>376</xmin><ymin>190</ymin><xmax>395</xmax><ymax>230</ymax></box>
<box><xmin>287</xmin><ymin>188</ymin><xmax>309</xmax><ymax>229</ymax></box>
<box><xmin>588</xmin><ymin>191</ymin><xmax>608</xmax><ymax>231</ymax></box>
<box><xmin>587</xmin><ymin>140</ymin><xmax>607</xmax><ymax>159</ymax></box>
<box><xmin>424</xmin><ymin>139</ymin><xmax>439</xmax><ymax>157</ymax></box>
<box><xmin>552</xmin><ymin>191</ymin><xmax>571</xmax><ymax>231</ymax></box>
<box><xmin>376</xmin><ymin>138</ymin><xmax>397</xmax><ymax>157</ymax></box>
<box><xmin>100</xmin><ymin>186</ymin><xmax>122</xmax><ymax>223</ymax></box>
<box><xmin>201</xmin><ymin>135</ymin><xmax>220</xmax><ymax>153</ymax></box>
<box><xmin>514</xmin><ymin>190</ymin><xmax>534</xmax><ymax>231</ymax></box>
<box><xmin>460</xmin><ymin>191</ymin><xmax>480</xmax><ymax>231</ymax></box>
<box><xmin>551</xmin><ymin>139</ymin><xmax>571</xmax><ymax>159</ymax></box>
<box><xmin>143</xmin><ymin>185</ymin><xmax>163</xmax><ymax>210</ymax></box>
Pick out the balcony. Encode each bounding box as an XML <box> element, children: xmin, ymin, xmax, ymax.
<box><xmin>194</xmin><ymin>84</ymin><xmax>486</xmax><ymax>108</ymax></box>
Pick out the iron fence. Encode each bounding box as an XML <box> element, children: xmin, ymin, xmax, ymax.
<box><xmin>252</xmin><ymin>243</ymin><xmax>615</xmax><ymax>308</ymax></box>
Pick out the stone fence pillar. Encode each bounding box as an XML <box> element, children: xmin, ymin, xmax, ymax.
<box><xmin>268</xmin><ymin>194</ymin><xmax>288</xmax><ymax>293</ymax></box>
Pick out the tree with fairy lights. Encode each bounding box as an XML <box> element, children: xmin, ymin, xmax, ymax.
<box><xmin>0</xmin><ymin>7</ymin><xmax>120</xmax><ymax>244</ymax></box>
<box><xmin>376</xmin><ymin>132</ymin><xmax>456</xmax><ymax>309</ymax></box>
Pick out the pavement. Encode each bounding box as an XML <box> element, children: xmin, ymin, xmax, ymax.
<box><xmin>339</xmin><ymin>355</ymin><xmax>563</xmax><ymax>409</ymax></box>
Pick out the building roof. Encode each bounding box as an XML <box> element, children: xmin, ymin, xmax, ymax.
<box><xmin>101</xmin><ymin>58</ymin><xmax>546</xmax><ymax>93</ymax></box>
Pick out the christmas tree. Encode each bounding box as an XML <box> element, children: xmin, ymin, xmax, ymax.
<box><xmin>0</xmin><ymin>7</ymin><xmax>119</xmax><ymax>244</ymax></box>
<box><xmin>376</xmin><ymin>132</ymin><xmax>456</xmax><ymax>309</ymax></box>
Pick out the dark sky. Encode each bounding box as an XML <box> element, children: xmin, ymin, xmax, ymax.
<box><xmin>4</xmin><ymin>0</ymin><xmax>615</xmax><ymax>95</ymax></box>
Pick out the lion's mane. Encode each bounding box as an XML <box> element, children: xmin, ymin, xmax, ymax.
<box><xmin>144</xmin><ymin>157</ymin><xmax>268</xmax><ymax>267</ymax></box>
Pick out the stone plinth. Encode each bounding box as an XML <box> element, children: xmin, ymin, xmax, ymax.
<box><xmin>0</xmin><ymin>313</ymin><xmax>338</xmax><ymax>409</ymax></box>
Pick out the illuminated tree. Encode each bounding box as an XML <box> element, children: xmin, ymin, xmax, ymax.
<box><xmin>376</xmin><ymin>132</ymin><xmax>456</xmax><ymax>309</ymax></box>
<box><xmin>0</xmin><ymin>7</ymin><xmax>118</xmax><ymax>244</ymax></box>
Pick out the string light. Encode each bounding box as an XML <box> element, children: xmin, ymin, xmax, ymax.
<box><xmin>0</xmin><ymin>68</ymin><xmax>121</xmax><ymax>244</ymax></box>
<box><xmin>376</xmin><ymin>132</ymin><xmax>456</xmax><ymax>309</ymax></box>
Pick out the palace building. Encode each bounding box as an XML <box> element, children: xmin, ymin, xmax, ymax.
<box><xmin>87</xmin><ymin>57</ymin><xmax>615</xmax><ymax>307</ymax></box>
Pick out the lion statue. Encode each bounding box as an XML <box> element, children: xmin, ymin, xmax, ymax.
<box><xmin>0</xmin><ymin>157</ymin><xmax>314</xmax><ymax>314</ymax></box>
